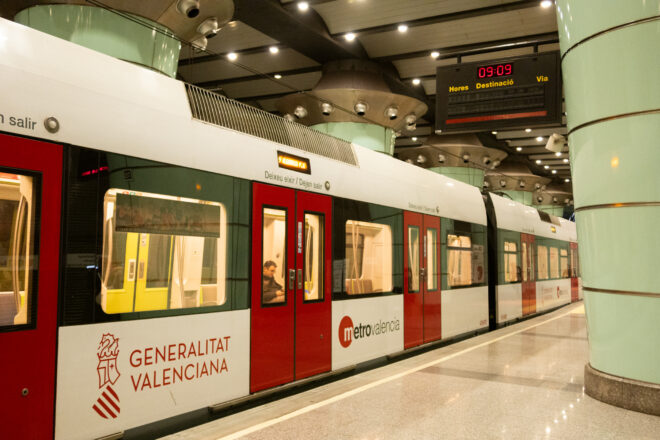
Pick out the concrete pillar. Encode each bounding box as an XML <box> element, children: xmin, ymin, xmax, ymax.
<box><xmin>557</xmin><ymin>0</ymin><xmax>660</xmax><ymax>414</ymax></box>
<box><xmin>15</xmin><ymin>5</ymin><xmax>181</xmax><ymax>77</ymax></box>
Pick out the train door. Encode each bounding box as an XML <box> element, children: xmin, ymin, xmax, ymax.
<box><xmin>570</xmin><ymin>242</ymin><xmax>579</xmax><ymax>302</ymax></box>
<box><xmin>404</xmin><ymin>212</ymin><xmax>441</xmax><ymax>349</ymax></box>
<box><xmin>521</xmin><ymin>233</ymin><xmax>536</xmax><ymax>316</ymax></box>
<box><xmin>251</xmin><ymin>183</ymin><xmax>331</xmax><ymax>392</ymax></box>
<box><xmin>0</xmin><ymin>134</ymin><xmax>62</xmax><ymax>439</ymax></box>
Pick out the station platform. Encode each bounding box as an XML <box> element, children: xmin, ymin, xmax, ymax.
<box><xmin>165</xmin><ymin>303</ymin><xmax>660</xmax><ymax>440</ymax></box>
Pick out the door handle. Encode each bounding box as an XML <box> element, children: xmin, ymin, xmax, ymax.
<box><xmin>289</xmin><ymin>269</ymin><xmax>295</xmax><ymax>290</ymax></box>
<box><xmin>297</xmin><ymin>269</ymin><xmax>303</xmax><ymax>289</ymax></box>
<box><xmin>420</xmin><ymin>267</ymin><xmax>426</xmax><ymax>280</ymax></box>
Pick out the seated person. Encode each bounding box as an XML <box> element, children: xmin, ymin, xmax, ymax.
<box><xmin>262</xmin><ymin>260</ymin><xmax>284</xmax><ymax>303</ymax></box>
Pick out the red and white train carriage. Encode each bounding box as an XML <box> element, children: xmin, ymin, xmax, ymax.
<box><xmin>0</xmin><ymin>18</ymin><xmax>580</xmax><ymax>439</ymax></box>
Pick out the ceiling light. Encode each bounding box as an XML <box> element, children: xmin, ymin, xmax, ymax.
<box><xmin>563</xmin><ymin>158</ymin><xmax>569</xmax><ymax>163</ymax></box>
<box><xmin>462</xmin><ymin>154</ymin><xmax>471</xmax><ymax>163</ymax></box>
<box><xmin>294</xmin><ymin>105</ymin><xmax>308</xmax><ymax>119</ymax></box>
<box><xmin>416</xmin><ymin>154</ymin><xmax>426</xmax><ymax>164</ymax></box>
<box><xmin>191</xmin><ymin>36</ymin><xmax>208</xmax><ymax>51</ymax></box>
<box><xmin>482</xmin><ymin>156</ymin><xmax>492</xmax><ymax>166</ymax></box>
<box><xmin>536</xmin><ymin>159</ymin><xmax>542</xmax><ymax>164</ymax></box>
<box><xmin>555</xmin><ymin>151</ymin><xmax>562</xmax><ymax>157</ymax></box>
<box><xmin>344</xmin><ymin>32</ymin><xmax>356</xmax><ymax>42</ymax></box>
<box><xmin>385</xmin><ymin>106</ymin><xmax>398</xmax><ymax>120</ymax></box>
<box><xmin>227</xmin><ymin>52</ymin><xmax>238</xmax><ymax>61</ymax></box>
<box><xmin>500</xmin><ymin>179</ymin><xmax>507</xmax><ymax>187</ymax></box>
<box><xmin>536</xmin><ymin>136</ymin><xmax>544</xmax><ymax>142</ymax></box>
<box><xmin>269</xmin><ymin>46</ymin><xmax>279</xmax><ymax>54</ymax></box>
<box><xmin>412</xmin><ymin>78</ymin><xmax>421</xmax><ymax>85</ymax></box>
<box><xmin>492</xmin><ymin>160</ymin><xmax>501</xmax><ymax>168</ymax></box>
<box><xmin>565</xmin><ymin>178</ymin><xmax>570</xmax><ymax>182</ymax></box>
<box><xmin>519</xmin><ymin>180</ymin><xmax>526</xmax><ymax>188</ymax></box>
<box><xmin>297</xmin><ymin>1</ymin><xmax>309</xmax><ymax>12</ymax></box>
<box><xmin>284</xmin><ymin>114</ymin><xmax>296</xmax><ymax>122</ymax></box>
<box><xmin>535</xmin><ymin>183</ymin><xmax>541</xmax><ymax>189</ymax></box>
<box><xmin>321</xmin><ymin>102</ymin><xmax>333</xmax><ymax>116</ymax></box>
<box><xmin>354</xmin><ymin>101</ymin><xmax>367</xmax><ymax>116</ymax></box>
<box><xmin>431</xmin><ymin>51</ymin><xmax>440</xmax><ymax>59</ymax></box>
<box><xmin>274</xmin><ymin>74</ymin><xmax>282</xmax><ymax>79</ymax></box>
<box><xmin>398</xmin><ymin>24</ymin><xmax>408</xmax><ymax>33</ymax></box>
<box><xmin>438</xmin><ymin>154</ymin><xmax>446</xmax><ymax>163</ymax></box>
<box><xmin>541</xmin><ymin>0</ymin><xmax>553</xmax><ymax>8</ymax></box>
<box><xmin>516</xmin><ymin>147</ymin><xmax>523</xmax><ymax>151</ymax></box>
<box><xmin>492</xmin><ymin>131</ymin><xmax>498</xmax><ymax>135</ymax></box>
<box><xmin>552</xmin><ymin>169</ymin><xmax>557</xmax><ymax>174</ymax></box>
<box><xmin>177</xmin><ymin>0</ymin><xmax>200</xmax><ymax>18</ymax></box>
<box><xmin>544</xmin><ymin>165</ymin><xmax>550</xmax><ymax>169</ymax></box>
<box><xmin>197</xmin><ymin>17</ymin><xmax>220</xmax><ymax>38</ymax></box>
<box><xmin>525</xmin><ymin>128</ymin><xmax>532</xmax><ymax>133</ymax></box>
<box><xmin>412</xmin><ymin>137</ymin><xmax>418</xmax><ymax>141</ymax></box>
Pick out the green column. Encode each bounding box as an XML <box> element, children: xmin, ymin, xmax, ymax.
<box><xmin>557</xmin><ymin>0</ymin><xmax>660</xmax><ymax>413</ymax></box>
<box><xmin>427</xmin><ymin>167</ymin><xmax>484</xmax><ymax>189</ymax></box>
<box><xmin>15</xmin><ymin>5</ymin><xmax>181</xmax><ymax>77</ymax></box>
<box><xmin>500</xmin><ymin>190</ymin><xmax>532</xmax><ymax>206</ymax></box>
<box><xmin>312</xmin><ymin>122</ymin><xmax>395</xmax><ymax>155</ymax></box>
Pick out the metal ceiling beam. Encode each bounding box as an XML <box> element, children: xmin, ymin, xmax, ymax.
<box><xmin>195</xmin><ymin>66</ymin><xmax>322</xmax><ymax>89</ymax></box>
<box><xmin>328</xmin><ymin>0</ymin><xmax>543</xmax><ymax>38</ymax></box>
<box><xmin>373</xmin><ymin>32</ymin><xmax>559</xmax><ymax>63</ymax></box>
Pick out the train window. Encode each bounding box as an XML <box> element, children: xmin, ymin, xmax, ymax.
<box><xmin>503</xmin><ymin>241</ymin><xmax>519</xmax><ymax>283</ymax></box>
<box><xmin>0</xmin><ymin>173</ymin><xmax>38</xmax><ymax>328</ymax></box>
<box><xmin>100</xmin><ymin>189</ymin><xmax>227</xmax><ymax>313</ymax></box>
<box><xmin>549</xmin><ymin>247</ymin><xmax>559</xmax><ymax>279</ymax></box>
<box><xmin>560</xmin><ymin>248</ymin><xmax>569</xmax><ymax>278</ymax></box>
<box><xmin>427</xmin><ymin>228</ymin><xmax>438</xmax><ymax>291</ymax></box>
<box><xmin>537</xmin><ymin>245</ymin><xmax>549</xmax><ymax>280</ymax></box>
<box><xmin>447</xmin><ymin>234</ymin><xmax>472</xmax><ymax>286</ymax></box>
<box><xmin>345</xmin><ymin>220</ymin><xmax>392</xmax><ymax>295</ymax></box>
<box><xmin>262</xmin><ymin>208</ymin><xmax>286</xmax><ymax>305</ymax></box>
<box><xmin>304</xmin><ymin>213</ymin><xmax>324</xmax><ymax>302</ymax></box>
<box><xmin>408</xmin><ymin>226</ymin><xmax>420</xmax><ymax>293</ymax></box>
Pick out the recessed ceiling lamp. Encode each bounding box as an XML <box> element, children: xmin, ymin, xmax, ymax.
<box><xmin>563</xmin><ymin>158</ymin><xmax>569</xmax><ymax>163</ymax></box>
<box><xmin>269</xmin><ymin>46</ymin><xmax>279</xmax><ymax>54</ymax></box>
<box><xmin>525</xmin><ymin>128</ymin><xmax>532</xmax><ymax>133</ymax></box>
<box><xmin>536</xmin><ymin>159</ymin><xmax>542</xmax><ymax>164</ymax></box>
<box><xmin>274</xmin><ymin>74</ymin><xmax>282</xmax><ymax>79</ymax></box>
<box><xmin>344</xmin><ymin>32</ymin><xmax>356</xmax><ymax>42</ymax></box>
<box><xmin>492</xmin><ymin>131</ymin><xmax>498</xmax><ymax>135</ymax></box>
<box><xmin>227</xmin><ymin>52</ymin><xmax>238</xmax><ymax>61</ymax></box>
<box><xmin>431</xmin><ymin>51</ymin><xmax>440</xmax><ymax>59</ymax></box>
<box><xmin>536</xmin><ymin>136</ymin><xmax>544</xmax><ymax>142</ymax></box>
<box><xmin>540</xmin><ymin>0</ymin><xmax>553</xmax><ymax>8</ymax></box>
<box><xmin>516</xmin><ymin>147</ymin><xmax>523</xmax><ymax>151</ymax></box>
<box><xmin>555</xmin><ymin>151</ymin><xmax>562</xmax><ymax>157</ymax></box>
<box><xmin>412</xmin><ymin>78</ymin><xmax>421</xmax><ymax>85</ymax></box>
<box><xmin>544</xmin><ymin>165</ymin><xmax>550</xmax><ymax>169</ymax></box>
<box><xmin>552</xmin><ymin>169</ymin><xmax>557</xmax><ymax>174</ymax></box>
<box><xmin>297</xmin><ymin>2</ymin><xmax>310</xmax><ymax>12</ymax></box>
<box><xmin>412</xmin><ymin>137</ymin><xmax>418</xmax><ymax>141</ymax></box>
<box><xmin>565</xmin><ymin>178</ymin><xmax>570</xmax><ymax>183</ymax></box>
<box><xmin>398</xmin><ymin>24</ymin><xmax>408</xmax><ymax>33</ymax></box>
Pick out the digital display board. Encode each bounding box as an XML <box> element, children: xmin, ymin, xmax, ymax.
<box><xmin>435</xmin><ymin>52</ymin><xmax>562</xmax><ymax>133</ymax></box>
<box><xmin>277</xmin><ymin>151</ymin><xmax>311</xmax><ymax>174</ymax></box>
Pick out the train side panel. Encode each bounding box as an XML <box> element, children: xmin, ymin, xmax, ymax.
<box><xmin>54</xmin><ymin>311</ymin><xmax>250</xmax><ymax>440</ymax></box>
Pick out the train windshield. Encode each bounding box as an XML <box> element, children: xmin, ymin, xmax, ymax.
<box><xmin>100</xmin><ymin>189</ymin><xmax>227</xmax><ymax>314</ymax></box>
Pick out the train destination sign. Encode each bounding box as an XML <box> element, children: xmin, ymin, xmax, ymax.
<box><xmin>435</xmin><ymin>52</ymin><xmax>562</xmax><ymax>133</ymax></box>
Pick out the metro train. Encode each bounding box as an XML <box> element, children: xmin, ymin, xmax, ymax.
<box><xmin>0</xmin><ymin>19</ymin><xmax>581</xmax><ymax>440</ymax></box>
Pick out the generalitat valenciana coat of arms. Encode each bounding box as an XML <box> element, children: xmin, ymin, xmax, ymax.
<box><xmin>92</xmin><ymin>333</ymin><xmax>121</xmax><ymax>419</ymax></box>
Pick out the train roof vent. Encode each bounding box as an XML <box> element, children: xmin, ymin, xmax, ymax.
<box><xmin>185</xmin><ymin>84</ymin><xmax>359</xmax><ymax>167</ymax></box>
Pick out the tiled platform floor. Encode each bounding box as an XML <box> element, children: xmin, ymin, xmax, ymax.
<box><xmin>165</xmin><ymin>303</ymin><xmax>660</xmax><ymax>439</ymax></box>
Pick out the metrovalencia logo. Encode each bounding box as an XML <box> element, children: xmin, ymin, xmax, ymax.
<box><xmin>338</xmin><ymin>315</ymin><xmax>400</xmax><ymax>348</ymax></box>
